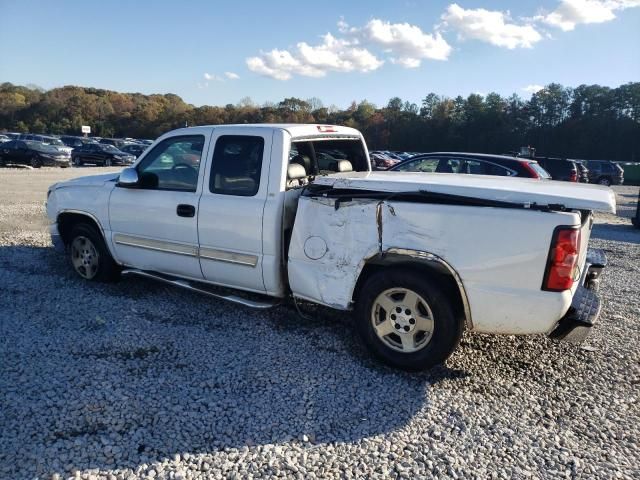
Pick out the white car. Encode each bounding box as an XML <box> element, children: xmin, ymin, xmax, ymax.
<box><xmin>46</xmin><ymin>124</ymin><xmax>615</xmax><ymax>370</ymax></box>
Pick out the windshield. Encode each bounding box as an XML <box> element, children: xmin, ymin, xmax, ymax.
<box><xmin>100</xmin><ymin>144</ymin><xmax>120</xmax><ymax>153</ymax></box>
<box><xmin>25</xmin><ymin>141</ymin><xmax>59</xmax><ymax>153</ymax></box>
<box><xmin>529</xmin><ymin>162</ymin><xmax>551</xmax><ymax>179</ymax></box>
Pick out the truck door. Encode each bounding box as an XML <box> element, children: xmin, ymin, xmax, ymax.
<box><xmin>109</xmin><ymin>133</ymin><xmax>210</xmax><ymax>279</ymax></box>
<box><xmin>197</xmin><ymin>128</ymin><xmax>273</xmax><ymax>293</ymax></box>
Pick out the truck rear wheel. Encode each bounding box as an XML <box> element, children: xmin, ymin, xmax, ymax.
<box><xmin>68</xmin><ymin>223</ymin><xmax>120</xmax><ymax>282</ymax></box>
<box><xmin>355</xmin><ymin>269</ymin><xmax>463</xmax><ymax>371</ymax></box>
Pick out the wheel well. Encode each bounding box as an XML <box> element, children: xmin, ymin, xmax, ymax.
<box><xmin>353</xmin><ymin>260</ymin><xmax>467</xmax><ymax>326</ymax></box>
<box><xmin>57</xmin><ymin>212</ymin><xmax>103</xmax><ymax>247</ymax></box>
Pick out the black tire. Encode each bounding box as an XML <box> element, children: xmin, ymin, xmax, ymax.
<box><xmin>30</xmin><ymin>155</ymin><xmax>42</xmax><ymax>168</ymax></box>
<box><xmin>104</xmin><ymin>158</ymin><xmax>112</xmax><ymax>167</ymax></box>
<box><xmin>355</xmin><ymin>269</ymin><xmax>463</xmax><ymax>371</ymax></box>
<box><xmin>73</xmin><ymin>156</ymin><xmax>83</xmax><ymax>167</ymax></box>
<box><xmin>68</xmin><ymin>223</ymin><xmax>120</xmax><ymax>282</ymax></box>
<box><xmin>598</xmin><ymin>177</ymin><xmax>611</xmax><ymax>186</ymax></box>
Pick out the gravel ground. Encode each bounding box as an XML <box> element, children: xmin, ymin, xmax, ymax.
<box><xmin>1</xmin><ymin>168</ymin><xmax>638</xmax><ymax>480</ymax></box>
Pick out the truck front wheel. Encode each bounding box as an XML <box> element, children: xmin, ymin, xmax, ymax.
<box><xmin>68</xmin><ymin>223</ymin><xmax>120</xmax><ymax>282</ymax></box>
<box><xmin>355</xmin><ymin>269</ymin><xmax>463</xmax><ymax>371</ymax></box>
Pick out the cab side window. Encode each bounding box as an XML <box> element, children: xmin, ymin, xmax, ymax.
<box><xmin>135</xmin><ymin>135</ymin><xmax>204</xmax><ymax>192</ymax></box>
<box><xmin>209</xmin><ymin>135</ymin><xmax>264</xmax><ymax>196</ymax></box>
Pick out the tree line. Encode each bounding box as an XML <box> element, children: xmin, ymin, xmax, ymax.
<box><xmin>1</xmin><ymin>81</ymin><xmax>639</xmax><ymax>161</ymax></box>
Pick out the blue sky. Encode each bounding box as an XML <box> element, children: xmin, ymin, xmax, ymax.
<box><xmin>1</xmin><ymin>0</ymin><xmax>639</xmax><ymax>108</ymax></box>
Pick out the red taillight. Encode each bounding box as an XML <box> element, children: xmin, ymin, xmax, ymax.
<box><xmin>543</xmin><ymin>227</ymin><xmax>581</xmax><ymax>291</ymax></box>
<box><xmin>520</xmin><ymin>161</ymin><xmax>540</xmax><ymax>179</ymax></box>
<box><xmin>569</xmin><ymin>170</ymin><xmax>578</xmax><ymax>182</ymax></box>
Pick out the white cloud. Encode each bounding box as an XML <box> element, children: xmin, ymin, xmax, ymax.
<box><xmin>246</xmin><ymin>18</ymin><xmax>451</xmax><ymax>79</ymax></box>
<box><xmin>442</xmin><ymin>3</ymin><xmax>542</xmax><ymax>49</ymax></box>
<box><xmin>522</xmin><ymin>84</ymin><xmax>545</xmax><ymax>93</ymax></box>
<box><xmin>539</xmin><ymin>0</ymin><xmax>640</xmax><ymax>31</ymax></box>
<box><xmin>246</xmin><ymin>33</ymin><xmax>383</xmax><ymax>80</ymax></box>
<box><xmin>224</xmin><ymin>72</ymin><xmax>240</xmax><ymax>80</ymax></box>
<box><xmin>349</xmin><ymin>19</ymin><xmax>452</xmax><ymax>67</ymax></box>
<box><xmin>203</xmin><ymin>73</ymin><xmax>224</xmax><ymax>82</ymax></box>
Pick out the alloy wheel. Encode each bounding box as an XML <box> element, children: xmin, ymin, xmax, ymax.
<box><xmin>71</xmin><ymin>236</ymin><xmax>100</xmax><ymax>279</ymax></box>
<box><xmin>370</xmin><ymin>287</ymin><xmax>435</xmax><ymax>353</ymax></box>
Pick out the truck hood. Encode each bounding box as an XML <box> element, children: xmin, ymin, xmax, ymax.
<box><xmin>315</xmin><ymin>171</ymin><xmax>616</xmax><ymax>213</ymax></box>
<box><xmin>52</xmin><ymin>172</ymin><xmax>120</xmax><ymax>190</ymax></box>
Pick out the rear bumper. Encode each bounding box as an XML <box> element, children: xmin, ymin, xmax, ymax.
<box><xmin>549</xmin><ymin>248</ymin><xmax>606</xmax><ymax>343</ymax></box>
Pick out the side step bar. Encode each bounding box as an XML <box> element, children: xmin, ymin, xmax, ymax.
<box><xmin>121</xmin><ymin>269</ymin><xmax>280</xmax><ymax>310</ymax></box>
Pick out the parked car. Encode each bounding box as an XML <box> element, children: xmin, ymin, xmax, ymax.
<box><xmin>584</xmin><ymin>160</ymin><xmax>624</xmax><ymax>186</ymax></box>
<box><xmin>572</xmin><ymin>160</ymin><xmax>590</xmax><ymax>183</ymax></box>
<box><xmin>390</xmin><ymin>152</ymin><xmax>551</xmax><ymax>179</ymax></box>
<box><xmin>534</xmin><ymin>157</ymin><xmax>579</xmax><ymax>182</ymax></box>
<box><xmin>60</xmin><ymin>135</ymin><xmax>98</xmax><ymax>148</ymax></box>
<box><xmin>18</xmin><ymin>134</ymin><xmax>73</xmax><ymax>155</ymax></box>
<box><xmin>41</xmin><ymin>136</ymin><xmax>74</xmax><ymax>155</ymax></box>
<box><xmin>0</xmin><ymin>140</ymin><xmax>70</xmax><ymax>167</ymax></box>
<box><xmin>72</xmin><ymin>143</ymin><xmax>135</xmax><ymax>166</ymax></box>
<box><xmin>137</xmin><ymin>139</ymin><xmax>154</xmax><ymax>145</ymax></box>
<box><xmin>371</xmin><ymin>153</ymin><xmax>401</xmax><ymax>170</ymax></box>
<box><xmin>47</xmin><ymin>123</ymin><xmax>613</xmax><ymax>371</ymax></box>
<box><xmin>119</xmin><ymin>143</ymin><xmax>148</xmax><ymax>158</ymax></box>
<box><xmin>0</xmin><ymin>134</ymin><xmax>10</xmax><ymax>143</ymax></box>
<box><xmin>393</xmin><ymin>151</ymin><xmax>415</xmax><ymax>160</ymax></box>
<box><xmin>99</xmin><ymin>138</ymin><xmax>129</xmax><ymax>149</ymax></box>
<box><xmin>2</xmin><ymin>132</ymin><xmax>21</xmax><ymax>140</ymax></box>
<box><xmin>370</xmin><ymin>152</ymin><xmax>401</xmax><ymax>170</ymax></box>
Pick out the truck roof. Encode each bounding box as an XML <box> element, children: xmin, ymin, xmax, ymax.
<box><xmin>164</xmin><ymin>124</ymin><xmax>362</xmax><ymax>139</ymax></box>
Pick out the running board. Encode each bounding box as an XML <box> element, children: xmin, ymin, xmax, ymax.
<box><xmin>121</xmin><ymin>269</ymin><xmax>280</xmax><ymax>310</ymax></box>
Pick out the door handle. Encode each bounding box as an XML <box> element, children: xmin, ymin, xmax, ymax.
<box><xmin>176</xmin><ymin>204</ymin><xmax>196</xmax><ymax>217</ymax></box>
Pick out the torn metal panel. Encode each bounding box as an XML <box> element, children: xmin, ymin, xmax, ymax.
<box><xmin>287</xmin><ymin>196</ymin><xmax>380</xmax><ymax>309</ymax></box>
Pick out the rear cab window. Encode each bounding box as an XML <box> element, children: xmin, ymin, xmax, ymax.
<box><xmin>288</xmin><ymin>138</ymin><xmax>369</xmax><ymax>178</ymax></box>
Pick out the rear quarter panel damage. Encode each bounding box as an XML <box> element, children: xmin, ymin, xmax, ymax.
<box><xmin>289</xmin><ymin>196</ymin><xmax>581</xmax><ymax>335</ymax></box>
<box><xmin>288</xmin><ymin>196</ymin><xmax>380</xmax><ymax>309</ymax></box>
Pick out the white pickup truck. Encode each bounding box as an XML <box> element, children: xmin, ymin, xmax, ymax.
<box><xmin>46</xmin><ymin>124</ymin><xmax>615</xmax><ymax>370</ymax></box>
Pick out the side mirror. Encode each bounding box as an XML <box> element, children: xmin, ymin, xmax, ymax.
<box><xmin>118</xmin><ymin>167</ymin><xmax>139</xmax><ymax>187</ymax></box>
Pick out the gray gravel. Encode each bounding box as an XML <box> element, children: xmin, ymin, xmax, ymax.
<box><xmin>1</xmin><ymin>168</ymin><xmax>639</xmax><ymax>479</ymax></box>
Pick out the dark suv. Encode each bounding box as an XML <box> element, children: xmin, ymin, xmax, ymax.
<box><xmin>534</xmin><ymin>157</ymin><xmax>578</xmax><ymax>182</ymax></box>
<box><xmin>584</xmin><ymin>160</ymin><xmax>624</xmax><ymax>186</ymax></box>
<box><xmin>72</xmin><ymin>143</ymin><xmax>135</xmax><ymax>166</ymax></box>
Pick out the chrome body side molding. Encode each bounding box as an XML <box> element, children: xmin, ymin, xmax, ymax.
<box><xmin>113</xmin><ymin>233</ymin><xmax>198</xmax><ymax>257</ymax></box>
<box><xmin>199</xmin><ymin>247</ymin><xmax>258</xmax><ymax>267</ymax></box>
<box><xmin>113</xmin><ymin>233</ymin><xmax>258</xmax><ymax>266</ymax></box>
